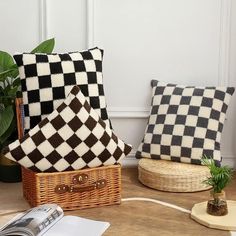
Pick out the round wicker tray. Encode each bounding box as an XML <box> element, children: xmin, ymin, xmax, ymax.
<box><xmin>138</xmin><ymin>159</ymin><xmax>211</xmax><ymax>192</ymax></box>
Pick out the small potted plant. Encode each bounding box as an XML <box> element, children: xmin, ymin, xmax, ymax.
<box><xmin>201</xmin><ymin>155</ymin><xmax>234</xmax><ymax>216</ymax></box>
<box><xmin>0</xmin><ymin>38</ymin><xmax>55</xmax><ymax>182</ymax></box>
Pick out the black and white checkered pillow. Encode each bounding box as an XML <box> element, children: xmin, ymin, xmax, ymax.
<box><xmin>136</xmin><ymin>80</ymin><xmax>235</xmax><ymax>166</ymax></box>
<box><xmin>3</xmin><ymin>86</ymin><xmax>132</xmax><ymax>172</ymax></box>
<box><xmin>14</xmin><ymin>47</ymin><xmax>111</xmax><ymax>133</ymax></box>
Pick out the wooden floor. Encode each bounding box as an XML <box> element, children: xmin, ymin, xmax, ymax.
<box><xmin>0</xmin><ymin>167</ymin><xmax>235</xmax><ymax>235</ymax></box>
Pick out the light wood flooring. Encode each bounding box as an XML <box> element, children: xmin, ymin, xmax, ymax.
<box><xmin>0</xmin><ymin>167</ymin><xmax>235</xmax><ymax>236</ymax></box>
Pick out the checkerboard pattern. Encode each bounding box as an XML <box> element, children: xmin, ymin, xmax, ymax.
<box><xmin>14</xmin><ymin>47</ymin><xmax>111</xmax><ymax>133</ymax></box>
<box><xmin>136</xmin><ymin>80</ymin><xmax>235</xmax><ymax>166</ymax></box>
<box><xmin>3</xmin><ymin>86</ymin><xmax>132</xmax><ymax>172</ymax></box>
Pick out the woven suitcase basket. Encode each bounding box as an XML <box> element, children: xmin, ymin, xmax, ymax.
<box><xmin>15</xmin><ymin>98</ymin><xmax>121</xmax><ymax>210</ymax></box>
<box><xmin>138</xmin><ymin>158</ymin><xmax>211</xmax><ymax>192</ymax></box>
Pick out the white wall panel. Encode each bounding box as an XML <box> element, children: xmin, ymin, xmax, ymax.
<box><xmin>46</xmin><ymin>0</ymin><xmax>87</xmax><ymax>52</ymax></box>
<box><xmin>0</xmin><ymin>0</ymin><xmax>235</xmax><ymax>167</ymax></box>
<box><xmin>225</xmin><ymin>0</ymin><xmax>236</xmax><ymax>168</ymax></box>
<box><xmin>92</xmin><ymin>0</ymin><xmax>235</xmax><ymax>167</ymax></box>
<box><xmin>93</xmin><ymin>0</ymin><xmax>222</xmax><ymax>108</ymax></box>
<box><xmin>0</xmin><ymin>0</ymin><xmax>40</xmax><ymax>54</ymax></box>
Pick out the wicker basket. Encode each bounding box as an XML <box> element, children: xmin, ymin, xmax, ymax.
<box><xmin>15</xmin><ymin>98</ymin><xmax>121</xmax><ymax>210</ymax></box>
<box><xmin>138</xmin><ymin>158</ymin><xmax>211</xmax><ymax>192</ymax></box>
<box><xmin>22</xmin><ymin>165</ymin><xmax>121</xmax><ymax>210</ymax></box>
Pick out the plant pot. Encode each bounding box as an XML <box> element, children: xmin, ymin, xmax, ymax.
<box><xmin>0</xmin><ymin>154</ymin><xmax>21</xmax><ymax>182</ymax></box>
<box><xmin>207</xmin><ymin>190</ymin><xmax>228</xmax><ymax>216</ymax></box>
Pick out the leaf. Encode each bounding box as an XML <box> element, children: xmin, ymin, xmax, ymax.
<box><xmin>9</xmin><ymin>64</ymin><xmax>19</xmax><ymax>78</ymax></box>
<box><xmin>31</xmin><ymin>38</ymin><xmax>55</xmax><ymax>54</ymax></box>
<box><xmin>0</xmin><ymin>64</ymin><xmax>19</xmax><ymax>81</ymax></box>
<box><xmin>0</xmin><ymin>106</ymin><xmax>14</xmax><ymax>137</ymax></box>
<box><xmin>201</xmin><ymin>155</ymin><xmax>234</xmax><ymax>192</ymax></box>
<box><xmin>8</xmin><ymin>86</ymin><xmax>19</xmax><ymax>97</ymax></box>
<box><xmin>0</xmin><ymin>69</ymin><xmax>16</xmax><ymax>81</ymax></box>
<box><xmin>0</xmin><ymin>51</ymin><xmax>15</xmax><ymax>73</ymax></box>
<box><xmin>0</xmin><ymin>118</ymin><xmax>16</xmax><ymax>147</ymax></box>
<box><xmin>12</xmin><ymin>77</ymin><xmax>21</xmax><ymax>87</ymax></box>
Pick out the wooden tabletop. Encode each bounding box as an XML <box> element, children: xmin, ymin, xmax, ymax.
<box><xmin>0</xmin><ymin>167</ymin><xmax>235</xmax><ymax>236</ymax></box>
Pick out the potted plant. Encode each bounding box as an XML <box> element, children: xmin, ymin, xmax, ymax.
<box><xmin>0</xmin><ymin>38</ymin><xmax>55</xmax><ymax>182</ymax></box>
<box><xmin>201</xmin><ymin>155</ymin><xmax>234</xmax><ymax>216</ymax></box>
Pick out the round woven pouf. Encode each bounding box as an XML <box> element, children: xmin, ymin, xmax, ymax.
<box><xmin>138</xmin><ymin>159</ymin><xmax>211</xmax><ymax>192</ymax></box>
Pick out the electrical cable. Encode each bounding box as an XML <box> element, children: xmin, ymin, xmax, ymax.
<box><xmin>122</xmin><ymin>197</ymin><xmax>191</xmax><ymax>214</ymax></box>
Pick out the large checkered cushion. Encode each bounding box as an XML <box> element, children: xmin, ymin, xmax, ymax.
<box><xmin>136</xmin><ymin>80</ymin><xmax>235</xmax><ymax>166</ymax></box>
<box><xmin>13</xmin><ymin>47</ymin><xmax>111</xmax><ymax>133</ymax></box>
<box><xmin>3</xmin><ymin>86</ymin><xmax>132</xmax><ymax>172</ymax></box>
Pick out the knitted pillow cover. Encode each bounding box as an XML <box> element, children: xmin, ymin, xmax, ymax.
<box><xmin>3</xmin><ymin>86</ymin><xmax>132</xmax><ymax>172</ymax></box>
<box><xmin>136</xmin><ymin>80</ymin><xmax>234</xmax><ymax>166</ymax></box>
<box><xmin>13</xmin><ymin>47</ymin><xmax>111</xmax><ymax>133</ymax></box>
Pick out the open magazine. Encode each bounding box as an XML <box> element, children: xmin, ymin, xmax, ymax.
<box><xmin>0</xmin><ymin>204</ymin><xmax>110</xmax><ymax>236</ymax></box>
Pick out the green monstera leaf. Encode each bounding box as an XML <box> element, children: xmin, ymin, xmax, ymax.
<box><xmin>31</xmin><ymin>38</ymin><xmax>55</xmax><ymax>53</ymax></box>
<box><xmin>0</xmin><ymin>51</ymin><xmax>16</xmax><ymax>81</ymax></box>
<box><xmin>0</xmin><ymin>51</ymin><xmax>15</xmax><ymax>73</ymax></box>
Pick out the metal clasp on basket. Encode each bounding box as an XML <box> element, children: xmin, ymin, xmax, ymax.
<box><xmin>96</xmin><ymin>179</ymin><xmax>107</xmax><ymax>189</ymax></box>
<box><xmin>54</xmin><ymin>184</ymin><xmax>69</xmax><ymax>194</ymax></box>
<box><xmin>72</xmin><ymin>173</ymin><xmax>89</xmax><ymax>184</ymax></box>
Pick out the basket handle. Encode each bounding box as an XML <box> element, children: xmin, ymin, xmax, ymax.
<box><xmin>55</xmin><ymin>179</ymin><xmax>107</xmax><ymax>194</ymax></box>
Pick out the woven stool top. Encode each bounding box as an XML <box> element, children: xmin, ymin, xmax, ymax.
<box><xmin>138</xmin><ymin>159</ymin><xmax>210</xmax><ymax>176</ymax></box>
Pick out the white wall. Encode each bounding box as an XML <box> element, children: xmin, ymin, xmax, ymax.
<box><xmin>0</xmin><ymin>0</ymin><xmax>235</xmax><ymax>167</ymax></box>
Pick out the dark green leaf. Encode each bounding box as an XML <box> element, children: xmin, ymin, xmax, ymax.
<box><xmin>0</xmin><ymin>106</ymin><xmax>14</xmax><ymax>137</ymax></box>
<box><xmin>0</xmin><ymin>51</ymin><xmax>15</xmax><ymax>73</ymax></box>
<box><xmin>31</xmin><ymin>38</ymin><xmax>55</xmax><ymax>53</ymax></box>
<box><xmin>12</xmin><ymin>77</ymin><xmax>21</xmax><ymax>87</ymax></box>
<box><xmin>0</xmin><ymin>118</ymin><xmax>16</xmax><ymax>147</ymax></box>
<box><xmin>6</xmin><ymin>64</ymin><xmax>20</xmax><ymax>78</ymax></box>
<box><xmin>0</xmin><ymin>69</ymin><xmax>16</xmax><ymax>81</ymax></box>
<box><xmin>8</xmin><ymin>86</ymin><xmax>18</xmax><ymax>97</ymax></box>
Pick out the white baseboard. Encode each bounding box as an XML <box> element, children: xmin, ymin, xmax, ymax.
<box><xmin>122</xmin><ymin>154</ymin><xmax>236</xmax><ymax>168</ymax></box>
<box><xmin>121</xmin><ymin>157</ymin><xmax>138</xmax><ymax>167</ymax></box>
<box><xmin>121</xmin><ymin>151</ymin><xmax>138</xmax><ymax>167</ymax></box>
<box><xmin>221</xmin><ymin>155</ymin><xmax>236</xmax><ymax>168</ymax></box>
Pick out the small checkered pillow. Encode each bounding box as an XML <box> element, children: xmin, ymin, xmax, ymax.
<box><xmin>136</xmin><ymin>80</ymin><xmax>235</xmax><ymax>166</ymax></box>
<box><xmin>3</xmin><ymin>86</ymin><xmax>132</xmax><ymax>172</ymax></box>
<box><xmin>14</xmin><ymin>47</ymin><xmax>111</xmax><ymax>133</ymax></box>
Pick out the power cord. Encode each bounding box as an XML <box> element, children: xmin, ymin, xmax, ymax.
<box><xmin>122</xmin><ymin>197</ymin><xmax>191</xmax><ymax>214</ymax></box>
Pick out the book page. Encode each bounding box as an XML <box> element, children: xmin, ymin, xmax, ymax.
<box><xmin>0</xmin><ymin>204</ymin><xmax>63</xmax><ymax>236</ymax></box>
<box><xmin>45</xmin><ymin>216</ymin><xmax>110</xmax><ymax>236</ymax></box>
